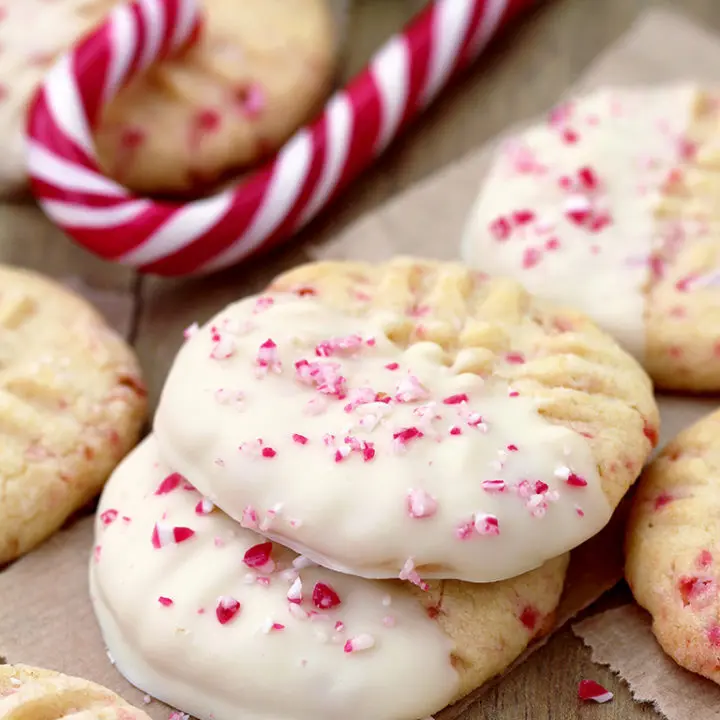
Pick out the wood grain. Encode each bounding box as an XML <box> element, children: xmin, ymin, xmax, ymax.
<box><xmin>4</xmin><ymin>0</ymin><xmax>720</xmax><ymax>717</ymax></box>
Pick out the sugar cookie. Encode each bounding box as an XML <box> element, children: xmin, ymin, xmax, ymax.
<box><xmin>627</xmin><ymin>408</ymin><xmax>720</xmax><ymax>684</ymax></box>
<box><xmin>94</xmin><ymin>0</ymin><xmax>337</xmax><ymax>195</ymax></box>
<box><xmin>0</xmin><ymin>0</ymin><xmax>116</xmax><ymax>196</ymax></box>
<box><xmin>0</xmin><ymin>664</ymin><xmax>151</xmax><ymax>718</ymax></box>
<box><xmin>0</xmin><ymin>266</ymin><xmax>146</xmax><ymax>566</ymax></box>
<box><xmin>461</xmin><ymin>84</ymin><xmax>720</xmax><ymax>392</ymax></box>
<box><xmin>91</xmin><ymin>436</ymin><xmax>569</xmax><ymax>720</ymax></box>
<box><xmin>154</xmin><ymin>258</ymin><xmax>657</xmax><ymax>583</ymax></box>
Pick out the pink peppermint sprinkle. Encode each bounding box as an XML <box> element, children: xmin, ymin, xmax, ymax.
<box><xmin>512</xmin><ymin>209</ymin><xmax>535</xmax><ymax>225</ymax></box>
<box><xmin>243</xmin><ymin>541</ymin><xmax>273</xmax><ymax>569</ymax></box>
<box><xmin>195</xmin><ymin>498</ymin><xmax>215</xmax><ymax>515</ymax></box>
<box><xmin>385</xmin><ymin>362</ymin><xmax>399</xmax><ymax>371</ymax></box>
<box><xmin>184</xmin><ymin>322</ymin><xmax>199</xmax><ymax>339</ymax></box>
<box><xmin>522</xmin><ymin>247</ymin><xmax>542</xmax><ymax>269</ymax></box>
<box><xmin>564</xmin><ymin>195</ymin><xmax>592</xmax><ymax>225</ymax></box>
<box><xmin>256</xmin><ymin>339</ymin><xmax>281</xmax><ymax>372</ymax></box>
<box><xmin>399</xmin><ymin>558</ymin><xmax>429</xmax><ymax>591</ymax></box>
<box><xmin>100</xmin><ymin>509</ymin><xmax>118</xmax><ymax>526</ymax></box>
<box><xmin>344</xmin><ymin>634</ymin><xmax>376</xmax><ymax>653</ymax></box>
<box><xmin>395</xmin><ymin>374</ymin><xmax>430</xmax><ymax>403</ymax></box>
<box><xmin>295</xmin><ymin>359</ymin><xmax>347</xmax><ymax>397</ymax></box>
<box><xmin>253</xmin><ymin>296</ymin><xmax>274</xmax><ymax>313</ymax></box>
<box><xmin>577</xmin><ymin>166</ymin><xmax>598</xmax><ymax>190</ymax></box>
<box><xmin>287</xmin><ymin>577</ymin><xmax>303</xmax><ymax>604</ymax></box>
<box><xmin>578</xmin><ymin>679</ymin><xmax>613</xmax><ymax>704</ymax></box>
<box><xmin>151</xmin><ymin>523</ymin><xmax>195</xmax><ymax>549</ymax></box>
<box><xmin>407</xmin><ymin>489</ymin><xmax>438</xmax><ymax>519</ymax></box>
<box><xmin>474</xmin><ymin>513</ymin><xmax>500</xmax><ymax>536</ymax></box>
<box><xmin>507</xmin><ymin>444</ymin><xmax>518</xmax><ymax>452</ymax></box>
<box><xmin>315</xmin><ymin>334</ymin><xmax>364</xmax><ymax>357</ymax></box>
<box><xmin>481</xmin><ymin>479</ymin><xmax>506</xmax><ymax>493</ymax></box>
<box><xmin>291</xmin><ymin>433</ymin><xmax>309</xmax><ymax>445</ymax></box>
<box><xmin>312</xmin><ymin>582</ymin><xmax>342</xmax><ymax>610</ymax></box>
<box><xmin>489</xmin><ymin>216</ymin><xmax>512</xmax><ymax>241</ymax></box>
<box><xmin>241</xmin><ymin>506</ymin><xmax>259</xmax><ymax>529</ymax></box>
<box><xmin>505</xmin><ymin>352</ymin><xmax>525</xmax><ymax>364</ymax></box>
<box><xmin>155</xmin><ymin>472</ymin><xmax>183</xmax><ymax>495</ymax></box>
<box><xmin>262</xmin><ymin>447</ymin><xmax>277</xmax><ymax>459</ymax></box>
<box><xmin>449</xmin><ymin>426</ymin><xmax>462</xmax><ymax>436</ymax></box>
<box><xmin>555</xmin><ymin>465</ymin><xmax>588</xmax><ymax>487</ymax></box>
<box><xmin>443</xmin><ymin>393</ymin><xmax>469</xmax><ymax>405</ymax></box>
<box><xmin>393</xmin><ymin>427</ymin><xmax>424</xmax><ymax>451</ymax></box>
<box><xmin>158</xmin><ymin>596</ymin><xmax>174</xmax><ymax>607</ymax></box>
<box><xmin>216</xmin><ymin>596</ymin><xmax>241</xmax><ymax>625</ymax></box>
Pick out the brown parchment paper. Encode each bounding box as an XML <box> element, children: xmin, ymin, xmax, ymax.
<box><xmin>0</xmin><ymin>7</ymin><xmax>719</xmax><ymax>720</ymax></box>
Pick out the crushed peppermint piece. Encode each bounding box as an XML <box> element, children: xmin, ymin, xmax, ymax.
<box><xmin>158</xmin><ymin>596</ymin><xmax>174</xmax><ymax>607</ymax></box>
<box><xmin>399</xmin><ymin>558</ymin><xmax>429</xmax><ymax>591</ymax></box>
<box><xmin>406</xmin><ymin>489</ymin><xmax>438</xmax><ymax>519</ymax></box>
<box><xmin>195</xmin><ymin>498</ymin><xmax>214</xmax><ymax>515</ymax></box>
<box><xmin>155</xmin><ymin>472</ymin><xmax>183</xmax><ymax>495</ymax></box>
<box><xmin>261</xmin><ymin>447</ymin><xmax>277</xmax><ymax>458</ymax></box>
<box><xmin>395</xmin><ymin>375</ymin><xmax>430</xmax><ymax>403</ymax></box>
<box><xmin>474</xmin><ymin>513</ymin><xmax>500</xmax><ymax>536</ymax></box>
<box><xmin>481</xmin><ymin>479</ymin><xmax>506</xmax><ymax>493</ymax></box>
<box><xmin>287</xmin><ymin>577</ymin><xmax>303</xmax><ymax>604</ymax></box>
<box><xmin>216</xmin><ymin>596</ymin><xmax>241</xmax><ymax>625</ymax></box>
<box><xmin>578</xmin><ymin>679</ymin><xmax>614</xmax><ymax>703</ymax></box>
<box><xmin>344</xmin><ymin>634</ymin><xmax>376</xmax><ymax>653</ymax></box>
<box><xmin>443</xmin><ymin>393</ymin><xmax>469</xmax><ymax>405</ymax></box>
<box><xmin>151</xmin><ymin>523</ymin><xmax>195</xmax><ymax>549</ymax></box>
<box><xmin>243</xmin><ymin>541</ymin><xmax>273</xmax><ymax>569</ymax></box>
<box><xmin>100</xmin><ymin>509</ymin><xmax>118</xmax><ymax>526</ymax></box>
<box><xmin>312</xmin><ymin>582</ymin><xmax>342</xmax><ymax>610</ymax></box>
<box><xmin>292</xmin><ymin>433</ymin><xmax>309</xmax><ymax>445</ymax></box>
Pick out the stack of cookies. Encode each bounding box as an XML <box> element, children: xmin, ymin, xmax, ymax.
<box><xmin>89</xmin><ymin>258</ymin><xmax>658</xmax><ymax>720</ymax></box>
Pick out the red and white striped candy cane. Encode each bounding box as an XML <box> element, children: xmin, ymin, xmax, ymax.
<box><xmin>27</xmin><ymin>0</ymin><xmax>537</xmax><ymax>277</ymax></box>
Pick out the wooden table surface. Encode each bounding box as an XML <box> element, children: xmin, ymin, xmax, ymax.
<box><xmin>3</xmin><ymin>0</ymin><xmax>719</xmax><ymax>717</ymax></box>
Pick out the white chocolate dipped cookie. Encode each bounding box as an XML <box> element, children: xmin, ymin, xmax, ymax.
<box><xmin>461</xmin><ymin>84</ymin><xmax>720</xmax><ymax>392</ymax></box>
<box><xmin>95</xmin><ymin>0</ymin><xmax>336</xmax><ymax>195</ymax></box>
<box><xmin>0</xmin><ymin>664</ymin><xmax>151</xmax><ymax>719</ymax></box>
<box><xmin>90</xmin><ymin>436</ymin><xmax>569</xmax><ymax>720</ymax></box>
<box><xmin>0</xmin><ymin>265</ymin><xmax>146</xmax><ymax>566</ymax></box>
<box><xmin>154</xmin><ymin>258</ymin><xmax>658</xmax><ymax>583</ymax></box>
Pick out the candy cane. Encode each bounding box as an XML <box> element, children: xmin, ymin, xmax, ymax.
<box><xmin>26</xmin><ymin>0</ymin><xmax>537</xmax><ymax>277</ymax></box>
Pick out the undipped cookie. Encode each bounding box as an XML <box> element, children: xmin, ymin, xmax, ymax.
<box><xmin>94</xmin><ymin>0</ymin><xmax>337</xmax><ymax>195</ymax></box>
<box><xmin>0</xmin><ymin>266</ymin><xmax>146</xmax><ymax>566</ymax></box>
<box><xmin>153</xmin><ymin>258</ymin><xmax>658</xmax><ymax>583</ymax></box>
<box><xmin>461</xmin><ymin>84</ymin><xmax>720</xmax><ymax>392</ymax></box>
<box><xmin>0</xmin><ymin>664</ymin><xmax>151</xmax><ymax>719</ymax></box>
<box><xmin>627</xmin><ymin>408</ymin><xmax>720</xmax><ymax>685</ymax></box>
<box><xmin>0</xmin><ymin>0</ymin><xmax>119</xmax><ymax>196</ymax></box>
<box><xmin>91</xmin><ymin>435</ymin><xmax>569</xmax><ymax>720</ymax></box>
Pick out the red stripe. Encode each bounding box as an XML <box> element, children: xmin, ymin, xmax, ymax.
<box><xmin>30</xmin><ymin>180</ymin><xmax>131</xmax><ymax>207</ymax></box>
<box><xmin>26</xmin><ymin>88</ymin><xmax>98</xmax><ymax>173</ymax></box>
<box><xmin>156</xmin><ymin>0</ymin><xmax>181</xmax><ymax>59</ymax></box>
<box><xmin>60</xmin><ymin>204</ymin><xmax>178</xmax><ymax>260</ymax></box>
<box><xmin>72</xmin><ymin>24</ymin><xmax>113</xmax><ymax>130</ymax></box>
<box><xmin>398</xmin><ymin>2</ymin><xmax>435</xmax><ymax>127</ymax></box>
<box><xmin>456</xmin><ymin>0</ymin><xmax>493</xmax><ymax>70</ymax></box>
<box><xmin>123</xmin><ymin>3</ymin><xmax>148</xmax><ymax>85</ymax></box>
<box><xmin>264</xmin><ymin>121</ymin><xmax>329</xmax><ymax>247</ymax></box>
<box><xmin>138</xmin><ymin>168</ymin><xmax>275</xmax><ymax>275</ymax></box>
<box><xmin>328</xmin><ymin>69</ymin><xmax>381</xmax><ymax>204</ymax></box>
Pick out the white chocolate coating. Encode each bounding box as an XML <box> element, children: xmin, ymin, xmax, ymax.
<box><xmin>90</xmin><ymin>437</ymin><xmax>460</xmax><ymax>720</ymax></box>
<box><xmin>461</xmin><ymin>84</ymin><xmax>701</xmax><ymax>360</ymax></box>
<box><xmin>154</xmin><ymin>293</ymin><xmax>610</xmax><ymax>583</ymax></box>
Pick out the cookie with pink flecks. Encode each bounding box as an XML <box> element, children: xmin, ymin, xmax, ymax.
<box><xmin>93</xmin><ymin>0</ymin><xmax>337</xmax><ymax>195</ymax></box>
<box><xmin>153</xmin><ymin>257</ymin><xmax>657</xmax><ymax>584</ymax></box>
<box><xmin>90</xmin><ymin>435</ymin><xmax>569</xmax><ymax>720</ymax></box>
<box><xmin>0</xmin><ymin>265</ymin><xmax>146</xmax><ymax>566</ymax></box>
<box><xmin>0</xmin><ymin>664</ymin><xmax>151</xmax><ymax>719</ymax></box>
<box><xmin>461</xmin><ymin>84</ymin><xmax>720</xmax><ymax>392</ymax></box>
<box><xmin>626</xmin><ymin>408</ymin><xmax>720</xmax><ymax>685</ymax></box>
<box><xmin>0</xmin><ymin>0</ymin><xmax>117</xmax><ymax>196</ymax></box>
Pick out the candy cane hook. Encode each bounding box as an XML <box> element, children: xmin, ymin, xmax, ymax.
<box><xmin>27</xmin><ymin>0</ymin><xmax>537</xmax><ymax>277</ymax></box>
